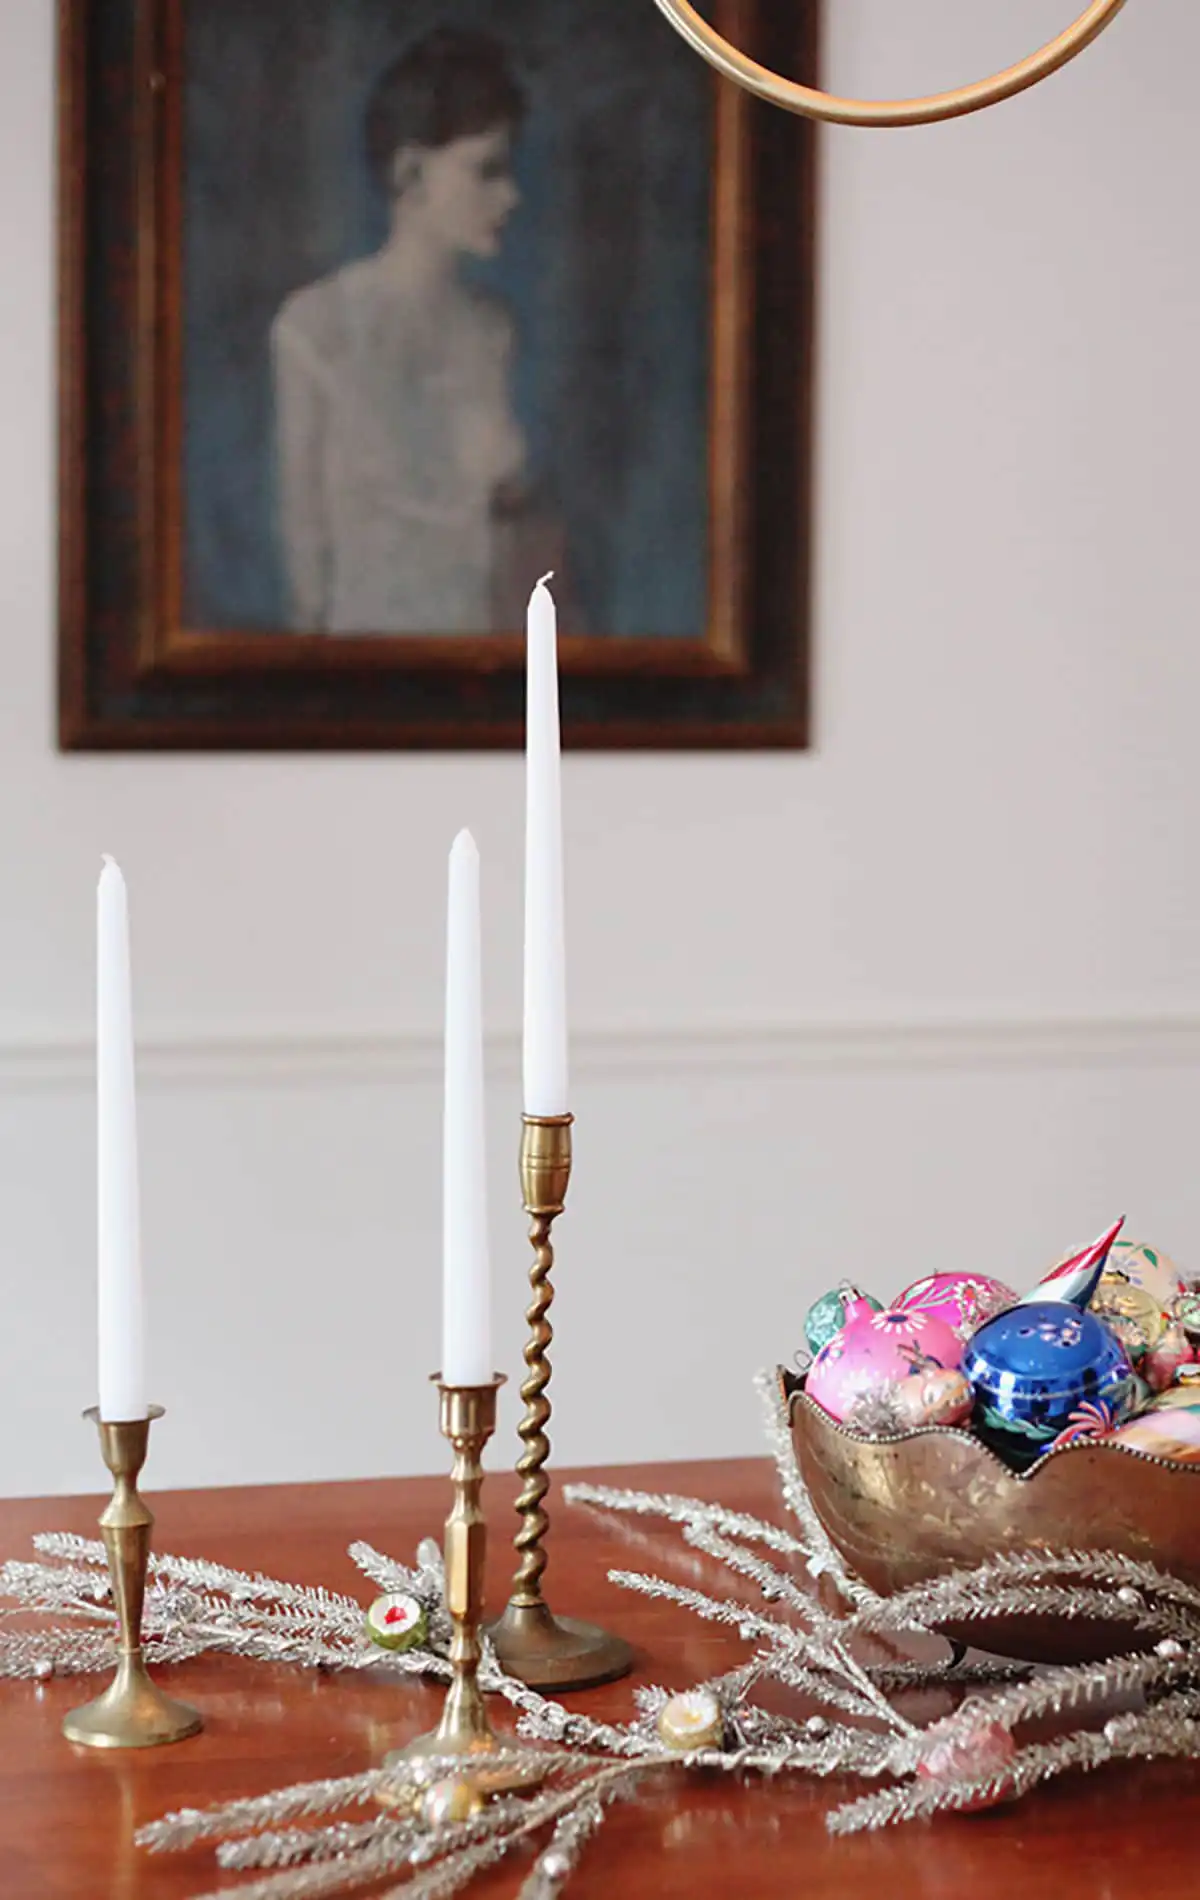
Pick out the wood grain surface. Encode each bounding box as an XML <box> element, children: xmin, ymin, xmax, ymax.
<box><xmin>0</xmin><ymin>1455</ymin><xmax>1187</xmax><ymax>1896</ymax></box>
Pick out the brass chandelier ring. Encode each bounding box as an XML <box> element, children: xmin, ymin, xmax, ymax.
<box><xmin>651</xmin><ymin>0</ymin><xmax>1129</xmax><ymax>128</ymax></box>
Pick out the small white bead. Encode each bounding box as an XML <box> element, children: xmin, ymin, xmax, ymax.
<box><xmin>1156</xmin><ymin>1638</ymin><xmax>1185</xmax><ymax>1659</ymax></box>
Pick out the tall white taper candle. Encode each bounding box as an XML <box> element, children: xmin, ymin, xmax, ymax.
<box><xmin>442</xmin><ymin>829</ymin><xmax>493</xmax><ymax>1386</ymax></box>
<box><xmin>97</xmin><ymin>857</ymin><xmax>147</xmax><ymax>1422</ymax></box>
<box><xmin>523</xmin><ymin>577</ymin><xmax>569</xmax><ymax>1117</ymax></box>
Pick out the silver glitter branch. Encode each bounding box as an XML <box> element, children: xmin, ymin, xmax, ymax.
<box><xmin>0</xmin><ymin>1531</ymin><xmax>454</xmax><ymax>1683</ymax></box>
<box><xmin>516</xmin><ymin>1788</ymin><xmax>615</xmax><ymax>1900</ymax></box>
<box><xmin>14</xmin><ymin>1369</ymin><xmax>1200</xmax><ymax>1897</ymax></box>
<box><xmin>139</xmin><ymin>1772</ymin><xmax>411</xmax><ymax>1854</ymax></box>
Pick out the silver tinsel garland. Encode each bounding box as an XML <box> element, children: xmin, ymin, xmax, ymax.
<box><xmin>6</xmin><ymin>1371</ymin><xmax>1200</xmax><ymax>1897</ymax></box>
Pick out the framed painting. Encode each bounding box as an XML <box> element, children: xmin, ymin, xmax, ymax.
<box><xmin>58</xmin><ymin>0</ymin><xmax>817</xmax><ymax>748</ymax></box>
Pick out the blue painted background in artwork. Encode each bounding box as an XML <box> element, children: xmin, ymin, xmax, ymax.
<box><xmin>182</xmin><ymin>0</ymin><xmax>711</xmax><ymax>637</ymax></box>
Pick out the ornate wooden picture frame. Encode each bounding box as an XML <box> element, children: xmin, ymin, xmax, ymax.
<box><xmin>58</xmin><ymin>0</ymin><xmax>817</xmax><ymax>749</ymax></box>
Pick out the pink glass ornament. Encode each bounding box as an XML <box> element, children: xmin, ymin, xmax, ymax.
<box><xmin>917</xmin><ymin>1715</ymin><xmax>1017</xmax><ymax>1810</ymax></box>
<box><xmin>846</xmin><ymin>1367</ymin><xmax>972</xmax><ymax>1435</ymax></box>
<box><xmin>894</xmin><ymin>1271</ymin><xmax>1017</xmax><ymax>1342</ymax></box>
<box><xmin>806</xmin><ymin>1295</ymin><xmax>965</xmax><ymax>1425</ymax></box>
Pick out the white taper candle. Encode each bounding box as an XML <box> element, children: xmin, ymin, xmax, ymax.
<box><xmin>523</xmin><ymin>577</ymin><xmax>569</xmax><ymax>1116</ymax></box>
<box><xmin>97</xmin><ymin>857</ymin><xmax>147</xmax><ymax>1422</ymax></box>
<box><xmin>442</xmin><ymin>829</ymin><xmax>492</xmax><ymax>1386</ymax></box>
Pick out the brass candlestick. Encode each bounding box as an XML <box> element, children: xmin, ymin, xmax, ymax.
<box><xmin>490</xmin><ymin>1115</ymin><xmax>633</xmax><ymax>1690</ymax></box>
<box><xmin>389</xmin><ymin>1377</ymin><xmax>508</xmax><ymax>1770</ymax></box>
<box><xmin>62</xmin><ymin>1407</ymin><xmax>202</xmax><ymax>1749</ymax></box>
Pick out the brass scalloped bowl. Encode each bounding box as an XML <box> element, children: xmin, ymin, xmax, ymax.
<box><xmin>783</xmin><ymin>1369</ymin><xmax>1200</xmax><ymax>1662</ymax></box>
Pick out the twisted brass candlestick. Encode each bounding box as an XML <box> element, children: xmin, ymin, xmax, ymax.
<box><xmin>489</xmin><ymin>1115</ymin><xmax>633</xmax><ymax>1690</ymax></box>
<box><xmin>62</xmin><ymin>1407</ymin><xmax>202</xmax><ymax>1749</ymax></box>
<box><xmin>388</xmin><ymin>1378</ymin><xmax>513</xmax><ymax>1772</ymax></box>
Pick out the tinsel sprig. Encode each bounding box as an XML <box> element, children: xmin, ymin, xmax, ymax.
<box><xmin>12</xmin><ymin>1364</ymin><xmax>1200</xmax><ymax>1899</ymax></box>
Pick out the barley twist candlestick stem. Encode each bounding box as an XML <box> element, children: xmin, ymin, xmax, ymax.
<box><xmin>490</xmin><ymin>1115</ymin><xmax>633</xmax><ymax>1690</ymax></box>
<box><xmin>62</xmin><ymin>1408</ymin><xmax>201</xmax><ymax>1749</ymax></box>
<box><xmin>511</xmin><ymin>1197</ymin><xmax>556</xmax><ymax>1608</ymax></box>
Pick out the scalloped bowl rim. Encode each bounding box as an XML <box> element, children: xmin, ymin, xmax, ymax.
<box><xmin>785</xmin><ymin>1375</ymin><xmax>1200</xmax><ymax>1485</ymax></box>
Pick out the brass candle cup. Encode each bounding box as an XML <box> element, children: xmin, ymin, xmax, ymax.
<box><xmin>62</xmin><ymin>1406</ymin><xmax>202</xmax><ymax>1749</ymax></box>
<box><xmin>488</xmin><ymin>1115</ymin><xmax>633</xmax><ymax>1692</ymax></box>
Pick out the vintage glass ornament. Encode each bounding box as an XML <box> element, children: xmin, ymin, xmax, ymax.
<box><xmin>1111</xmin><ymin>1388</ymin><xmax>1200</xmax><ymax>1464</ymax></box>
<box><xmin>962</xmin><ymin>1301</ymin><xmax>1135</xmax><ymax>1469</ymax></box>
<box><xmin>1020</xmin><ymin>1217</ymin><xmax>1124</xmax><ymax>1308</ymax></box>
<box><xmin>917</xmin><ymin>1715</ymin><xmax>1016</xmax><ymax>1810</ymax></box>
<box><xmin>1105</xmin><ymin>1239</ymin><xmax>1186</xmax><ymax>1310</ymax></box>
<box><xmin>1172</xmin><ymin>1287</ymin><xmax>1200</xmax><ymax>1346</ymax></box>
<box><xmin>364</xmin><ymin>1592</ymin><xmax>427</xmax><ymax>1652</ymax></box>
<box><xmin>1089</xmin><ymin>1277</ymin><xmax>1168</xmax><ymax>1366</ymax></box>
<box><xmin>806</xmin><ymin>1296</ymin><xmax>964</xmax><ymax>1425</ymax></box>
<box><xmin>845</xmin><ymin>1366</ymin><xmax>972</xmax><ymax>1435</ymax></box>
<box><xmin>893</xmin><ymin>1271</ymin><xmax>1016</xmax><ymax>1341</ymax></box>
<box><xmin>803</xmin><ymin>1284</ymin><xmax>881</xmax><ymax>1358</ymax></box>
<box><xmin>1142</xmin><ymin>1323</ymin><xmax>1193</xmax><ymax>1394</ymax></box>
<box><xmin>420</xmin><ymin>1778</ymin><xmax>486</xmax><ymax>1827</ymax></box>
<box><xmin>656</xmin><ymin>1688</ymin><xmax>724</xmax><ymax>1751</ymax></box>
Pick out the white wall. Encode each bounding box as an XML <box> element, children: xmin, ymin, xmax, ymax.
<box><xmin>0</xmin><ymin>1</ymin><xmax>1198</xmax><ymax>1496</ymax></box>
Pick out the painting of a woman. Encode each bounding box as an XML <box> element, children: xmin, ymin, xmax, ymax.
<box><xmin>62</xmin><ymin>0</ymin><xmax>816</xmax><ymax>748</ymax></box>
<box><xmin>270</xmin><ymin>29</ymin><xmax>529</xmax><ymax>634</ymax></box>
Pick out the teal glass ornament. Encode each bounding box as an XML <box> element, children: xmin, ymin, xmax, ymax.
<box><xmin>804</xmin><ymin>1284</ymin><xmax>882</xmax><ymax>1359</ymax></box>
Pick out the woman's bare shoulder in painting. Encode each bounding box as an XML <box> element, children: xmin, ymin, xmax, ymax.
<box><xmin>270</xmin><ymin>259</ymin><xmax>368</xmax><ymax>382</ymax></box>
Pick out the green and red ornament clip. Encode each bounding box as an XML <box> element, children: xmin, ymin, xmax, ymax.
<box><xmin>364</xmin><ymin>1593</ymin><xmax>428</xmax><ymax>1653</ymax></box>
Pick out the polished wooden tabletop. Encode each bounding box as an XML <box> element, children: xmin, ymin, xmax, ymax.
<box><xmin>0</xmin><ymin>1454</ymin><xmax>1191</xmax><ymax>1897</ymax></box>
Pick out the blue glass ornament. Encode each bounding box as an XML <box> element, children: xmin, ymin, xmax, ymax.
<box><xmin>962</xmin><ymin>1300</ymin><xmax>1136</xmax><ymax>1470</ymax></box>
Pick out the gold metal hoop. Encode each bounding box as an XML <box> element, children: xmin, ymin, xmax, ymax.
<box><xmin>651</xmin><ymin>0</ymin><xmax>1129</xmax><ymax>128</ymax></box>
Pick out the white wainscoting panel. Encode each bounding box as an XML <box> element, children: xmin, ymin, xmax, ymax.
<box><xmin>2</xmin><ymin>1018</ymin><xmax>1198</xmax><ymax>1497</ymax></box>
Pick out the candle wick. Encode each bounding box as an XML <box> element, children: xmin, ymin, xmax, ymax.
<box><xmin>536</xmin><ymin>571</ymin><xmax>555</xmax><ymax>590</ymax></box>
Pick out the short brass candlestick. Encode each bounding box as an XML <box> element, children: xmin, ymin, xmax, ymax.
<box><xmin>62</xmin><ymin>1407</ymin><xmax>202</xmax><ymax>1749</ymax></box>
<box><xmin>388</xmin><ymin>1377</ymin><xmax>508</xmax><ymax>1771</ymax></box>
<box><xmin>490</xmin><ymin>1115</ymin><xmax>633</xmax><ymax>1691</ymax></box>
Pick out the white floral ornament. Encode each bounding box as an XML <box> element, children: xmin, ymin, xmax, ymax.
<box><xmin>655</xmin><ymin>1689</ymin><xmax>724</xmax><ymax>1752</ymax></box>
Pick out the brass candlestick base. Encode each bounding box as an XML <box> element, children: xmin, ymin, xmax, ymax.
<box><xmin>488</xmin><ymin>1116</ymin><xmax>633</xmax><ymax>1692</ymax></box>
<box><xmin>63</xmin><ymin>1408</ymin><xmax>202</xmax><ymax>1750</ymax></box>
<box><xmin>489</xmin><ymin>1599</ymin><xmax>634</xmax><ymax>1693</ymax></box>
<box><xmin>385</xmin><ymin>1378</ymin><xmax>534</xmax><ymax>1794</ymax></box>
